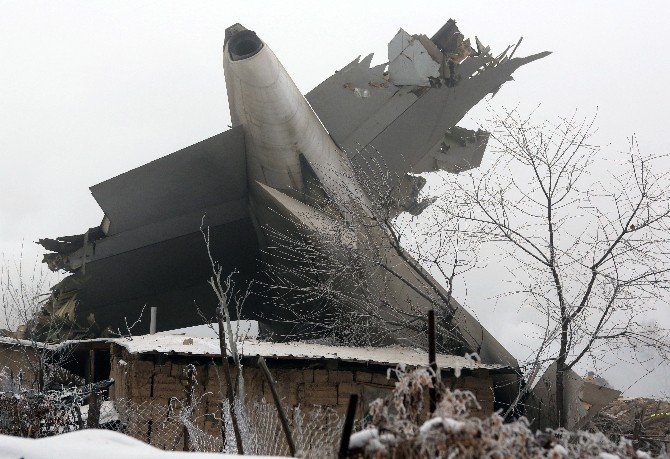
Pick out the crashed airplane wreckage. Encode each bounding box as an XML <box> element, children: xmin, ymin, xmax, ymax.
<box><xmin>37</xmin><ymin>20</ymin><xmax>549</xmax><ymax>407</ymax></box>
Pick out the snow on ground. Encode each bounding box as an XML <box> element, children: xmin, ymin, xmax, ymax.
<box><xmin>79</xmin><ymin>400</ymin><xmax>119</xmax><ymax>424</ymax></box>
<box><xmin>0</xmin><ymin>429</ymin><xmax>285</xmax><ymax>459</ymax></box>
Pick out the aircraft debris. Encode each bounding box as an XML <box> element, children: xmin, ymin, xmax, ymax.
<box><xmin>35</xmin><ymin>20</ymin><xmax>550</xmax><ymax>414</ymax></box>
<box><xmin>526</xmin><ymin>362</ymin><xmax>622</xmax><ymax>431</ymax></box>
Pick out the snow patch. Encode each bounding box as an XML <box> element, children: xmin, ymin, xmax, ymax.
<box><xmin>112</xmin><ymin>335</ymin><xmax>503</xmax><ymax>371</ymax></box>
<box><xmin>0</xmin><ymin>429</ymin><xmax>285</xmax><ymax>458</ymax></box>
<box><xmin>551</xmin><ymin>444</ymin><xmax>568</xmax><ymax>457</ymax></box>
<box><xmin>598</xmin><ymin>453</ymin><xmax>620</xmax><ymax>459</ymax></box>
<box><xmin>158</xmin><ymin>320</ymin><xmax>259</xmax><ymax>339</ymax></box>
<box><xmin>348</xmin><ymin>427</ymin><xmax>379</xmax><ymax>449</ymax></box>
<box><xmin>419</xmin><ymin>417</ymin><xmax>464</xmax><ymax>435</ymax></box>
<box><xmin>79</xmin><ymin>401</ymin><xmax>119</xmax><ymax>425</ymax></box>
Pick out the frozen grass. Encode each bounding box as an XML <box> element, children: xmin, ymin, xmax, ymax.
<box><xmin>348</xmin><ymin>367</ymin><xmax>667</xmax><ymax>458</ymax></box>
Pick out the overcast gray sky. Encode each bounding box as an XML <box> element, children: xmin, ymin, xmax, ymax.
<box><xmin>1</xmin><ymin>1</ymin><xmax>669</xmax><ymax>396</ymax></box>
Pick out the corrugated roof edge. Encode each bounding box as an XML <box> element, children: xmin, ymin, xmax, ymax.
<box><xmin>0</xmin><ymin>336</ymin><xmax>110</xmax><ymax>351</ymax></box>
<box><xmin>109</xmin><ymin>334</ymin><xmax>512</xmax><ymax>372</ymax></box>
<box><xmin>0</xmin><ymin>335</ymin><xmax>514</xmax><ymax>373</ymax></box>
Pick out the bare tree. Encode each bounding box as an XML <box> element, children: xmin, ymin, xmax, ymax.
<box><xmin>0</xmin><ymin>252</ymin><xmax>81</xmax><ymax>392</ymax></box>
<box><xmin>440</xmin><ymin>109</ymin><xmax>670</xmax><ymax>426</ymax></box>
<box><xmin>200</xmin><ymin>222</ymin><xmax>259</xmax><ymax>454</ymax></box>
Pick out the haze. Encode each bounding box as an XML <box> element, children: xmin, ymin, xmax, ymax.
<box><xmin>1</xmin><ymin>0</ymin><xmax>668</xmax><ymax>397</ymax></box>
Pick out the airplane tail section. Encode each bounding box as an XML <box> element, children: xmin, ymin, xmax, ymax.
<box><xmin>306</xmin><ymin>20</ymin><xmax>550</xmax><ymax>178</ymax></box>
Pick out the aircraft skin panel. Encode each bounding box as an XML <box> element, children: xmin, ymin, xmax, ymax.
<box><xmin>77</xmin><ymin>218</ymin><xmax>261</xmax><ymax>334</ymax></box>
<box><xmin>223</xmin><ymin>34</ymin><xmax>366</xmax><ymax>211</ymax></box>
<box><xmin>91</xmin><ymin>126</ymin><xmax>247</xmax><ymax>235</ymax></box>
<box><xmin>305</xmin><ymin>55</ymin><xmax>400</xmax><ymax>149</ymax></box>
<box><xmin>62</xmin><ymin>197</ymin><xmax>249</xmax><ymax>270</ymax></box>
<box><xmin>305</xmin><ymin>24</ymin><xmax>549</xmax><ymax>177</ymax></box>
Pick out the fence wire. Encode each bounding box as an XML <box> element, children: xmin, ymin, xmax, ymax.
<box><xmin>0</xmin><ymin>390</ymin><xmax>344</xmax><ymax>457</ymax></box>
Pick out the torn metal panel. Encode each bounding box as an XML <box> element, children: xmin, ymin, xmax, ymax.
<box><xmin>413</xmin><ymin>126</ymin><xmax>490</xmax><ymax>174</ymax></box>
<box><xmin>38</xmin><ymin>227</ymin><xmax>105</xmax><ymax>272</ymax></box>
<box><xmin>431</xmin><ymin>19</ymin><xmax>474</xmax><ymax>63</ymax></box>
<box><xmin>579</xmin><ymin>379</ymin><xmax>623</xmax><ymax>428</ymax></box>
<box><xmin>38</xmin><ymin>227</ymin><xmax>104</xmax><ymax>254</ymax></box>
<box><xmin>394</xmin><ymin>174</ymin><xmax>435</xmax><ymax>217</ymax></box>
<box><xmin>416</xmin><ymin>34</ymin><xmax>444</xmax><ymax>65</ymax></box>
<box><xmin>19</xmin><ymin>274</ymin><xmax>94</xmax><ymax>342</ymax></box>
<box><xmin>526</xmin><ymin>362</ymin><xmax>622</xmax><ymax>430</ymax></box>
<box><xmin>388</xmin><ymin>29</ymin><xmax>440</xmax><ymax>86</ymax></box>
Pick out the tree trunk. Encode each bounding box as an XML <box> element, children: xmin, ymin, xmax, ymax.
<box><xmin>555</xmin><ymin>360</ymin><xmax>566</xmax><ymax>428</ymax></box>
<box><xmin>556</xmin><ymin>300</ymin><xmax>569</xmax><ymax>428</ymax></box>
<box><xmin>218</xmin><ymin>317</ymin><xmax>244</xmax><ymax>454</ymax></box>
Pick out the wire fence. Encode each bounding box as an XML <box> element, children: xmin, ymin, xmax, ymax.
<box><xmin>0</xmin><ymin>388</ymin><xmax>344</xmax><ymax>456</ymax></box>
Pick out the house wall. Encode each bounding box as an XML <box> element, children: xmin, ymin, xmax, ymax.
<box><xmin>0</xmin><ymin>343</ymin><xmax>39</xmax><ymax>390</ymax></box>
<box><xmin>108</xmin><ymin>344</ymin><xmax>495</xmax><ymax>449</ymax></box>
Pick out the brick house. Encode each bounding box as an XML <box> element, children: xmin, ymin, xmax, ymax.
<box><xmin>108</xmin><ymin>333</ymin><xmax>509</xmax><ymax>418</ymax></box>
<box><xmin>0</xmin><ymin>332</ymin><xmax>512</xmax><ymax>450</ymax></box>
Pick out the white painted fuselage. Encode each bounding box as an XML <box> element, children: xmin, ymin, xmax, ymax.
<box><xmin>223</xmin><ymin>34</ymin><xmax>362</xmax><ymax>207</ymax></box>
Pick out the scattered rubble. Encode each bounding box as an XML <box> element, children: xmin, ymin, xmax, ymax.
<box><xmin>589</xmin><ymin>397</ymin><xmax>670</xmax><ymax>456</ymax></box>
<box><xmin>348</xmin><ymin>367</ymin><xmax>666</xmax><ymax>458</ymax></box>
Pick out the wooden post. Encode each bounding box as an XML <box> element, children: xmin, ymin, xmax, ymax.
<box><xmin>338</xmin><ymin>393</ymin><xmax>358</xmax><ymax>459</ymax></box>
<box><xmin>75</xmin><ymin>406</ymin><xmax>84</xmax><ymax>429</ymax></box>
<box><xmin>257</xmin><ymin>356</ymin><xmax>296</xmax><ymax>457</ymax></box>
<box><xmin>183</xmin><ymin>365</ymin><xmax>195</xmax><ymax>451</ymax></box>
<box><xmin>428</xmin><ymin>309</ymin><xmax>437</xmax><ymax>414</ymax></box>
<box><xmin>218</xmin><ymin>317</ymin><xmax>244</xmax><ymax>454</ymax></box>
<box><xmin>147</xmin><ymin>373</ymin><xmax>154</xmax><ymax>444</ymax></box>
<box><xmin>632</xmin><ymin>407</ymin><xmax>644</xmax><ymax>449</ymax></box>
<box><xmin>86</xmin><ymin>349</ymin><xmax>100</xmax><ymax>428</ymax></box>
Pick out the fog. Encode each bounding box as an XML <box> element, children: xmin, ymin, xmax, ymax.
<box><xmin>1</xmin><ymin>0</ymin><xmax>668</xmax><ymax>397</ymax></box>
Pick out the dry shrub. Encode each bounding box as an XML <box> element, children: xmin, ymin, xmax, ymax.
<box><xmin>349</xmin><ymin>367</ymin><xmax>665</xmax><ymax>458</ymax></box>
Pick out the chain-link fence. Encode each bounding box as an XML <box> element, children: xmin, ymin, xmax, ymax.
<box><xmin>0</xmin><ymin>388</ymin><xmax>344</xmax><ymax>457</ymax></box>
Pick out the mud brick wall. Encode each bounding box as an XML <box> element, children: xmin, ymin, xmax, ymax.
<box><xmin>0</xmin><ymin>343</ymin><xmax>39</xmax><ymax>389</ymax></box>
<box><xmin>109</xmin><ymin>344</ymin><xmax>495</xmax><ymax>422</ymax></box>
<box><xmin>447</xmin><ymin>371</ymin><xmax>496</xmax><ymax>415</ymax></box>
